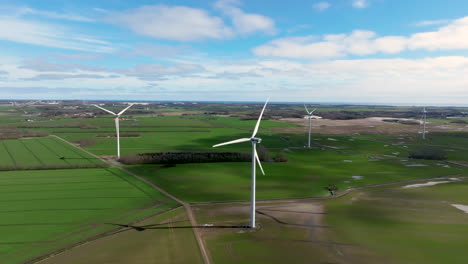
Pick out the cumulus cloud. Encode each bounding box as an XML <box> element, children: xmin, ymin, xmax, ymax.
<box><xmin>106</xmin><ymin>5</ymin><xmax>233</xmax><ymax>41</ymax></box>
<box><xmin>313</xmin><ymin>2</ymin><xmax>331</xmax><ymax>12</ymax></box>
<box><xmin>254</xmin><ymin>16</ymin><xmax>468</xmax><ymax>59</ymax></box>
<box><xmin>0</xmin><ymin>17</ymin><xmax>113</xmax><ymax>52</ymax></box>
<box><xmin>352</xmin><ymin>0</ymin><xmax>369</xmax><ymax>9</ymax></box>
<box><xmin>214</xmin><ymin>0</ymin><xmax>276</xmax><ymax>35</ymax></box>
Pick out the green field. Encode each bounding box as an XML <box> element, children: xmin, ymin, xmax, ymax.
<box><xmin>325</xmin><ymin>179</ymin><xmax>468</xmax><ymax>264</ymax></box>
<box><xmin>0</xmin><ymin>136</ymin><xmax>104</xmax><ymax>169</ymax></box>
<box><xmin>0</xmin><ymin>168</ymin><xmax>178</xmax><ymax>264</ymax></box>
<box><xmin>127</xmin><ymin>131</ymin><xmax>468</xmax><ymax>202</ymax></box>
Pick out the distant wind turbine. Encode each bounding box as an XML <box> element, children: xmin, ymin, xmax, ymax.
<box><xmin>93</xmin><ymin>103</ymin><xmax>134</xmax><ymax>159</ymax></box>
<box><xmin>212</xmin><ymin>98</ymin><xmax>269</xmax><ymax>228</ymax></box>
<box><xmin>422</xmin><ymin>107</ymin><xmax>427</xmax><ymax>140</ymax></box>
<box><xmin>304</xmin><ymin>105</ymin><xmax>317</xmax><ymax>148</ymax></box>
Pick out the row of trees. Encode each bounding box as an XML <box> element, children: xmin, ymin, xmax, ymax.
<box><xmin>0</xmin><ymin>128</ymin><xmax>47</xmax><ymax>140</ymax></box>
<box><xmin>408</xmin><ymin>146</ymin><xmax>447</xmax><ymax>160</ymax></box>
<box><xmin>120</xmin><ymin>152</ymin><xmax>252</xmax><ymax>165</ymax></box>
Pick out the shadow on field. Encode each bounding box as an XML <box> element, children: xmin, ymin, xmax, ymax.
<box><xmin>256</xmin><ymin>210</ymin><xmax>329</xmax><ymax>228</ymax></box>
<box><xmin>106</xmin><ymin>222</ymin><xmax>248</xmax><ymax>233</ymax></box>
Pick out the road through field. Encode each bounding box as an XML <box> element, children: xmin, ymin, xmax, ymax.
<box><xmin>51</xmin><ymin>135</ymin><xmax>212</xmax><ymax>264</ymax></box>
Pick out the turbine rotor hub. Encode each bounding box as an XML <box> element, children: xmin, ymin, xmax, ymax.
<box><xmin>251</xmin><ymin>137</ymin><xmax>262</xmax><ymax>143</ymax></box>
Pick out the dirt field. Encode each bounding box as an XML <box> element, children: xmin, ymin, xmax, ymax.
<box><xmin>191</xmin><ymin>201</ymin><xmax>383</xmax><ymax>264</ymax></box>
<box><xmin>275</xmin><ymin>117</ymin><xmax>468</xmax><ymax>135</ymax></box>
<box><xmin>39</xmin><ymin>208</ymin><xmax>203</xmax><ymax>264</ymax></box>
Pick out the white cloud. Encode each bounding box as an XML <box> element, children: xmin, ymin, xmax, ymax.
<box><xmin>115</xmin><ymin>63</ymin><xmax>205</xmax><ymax>81</ymax></box>
<box><xmin>415</xmin><ymin>19</ymin><xmax>450</xmax><ymax>27</ymax></box>
<box><xmin>3</xmin><ymin>54</ymin><xmax>468</xmax><ymax>104</ymax></box>
<box><xmin>313</xmin><ymin>2</ymin><xmax>331</xmax><ymax>12</ymax></box>
<box><xmin>19</xmin><ymin>59</ymin><xmax>104</xmax><ymax>72</ymax></box>
<box><xmin>129</xmin><ymin>43</ymin><xmax>192</xmax><ymax>59</ymax></box>
<box><xmin>254</xmin><ymin>16</ymin><xmax>468</xmax><ymax>59</ymax></box>
<box><xmin>16</xmin><ymin>7</ymin><xmax>94</xmax><ymax>22</ymax></box>
<box><xmin>408</xmin><ymin>17</ymin><xmax>468</xmax><ymax>51</ymax></box>
<box><xmin>107</xmin><ymin>5</ymin><xmax>233</xmax><ymax>41</ymax></box>
<box><xmin>0</xmin><ymin>17</ymin><xmax>113</xmax><ymax>52</ymax></box>
<box><xmin>352</xmin><ymin>0</ymin><xmax>369</xmax><ymax>9</ymax></box>
<box><xmin>214</xmin><ymin>0</ymin><xmax>276</xmax><ymax>35</ymax></box>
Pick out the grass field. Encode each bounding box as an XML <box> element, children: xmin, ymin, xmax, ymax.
<box><xmin>0</xmin><ymin>168</ymin><xmax>178</xmax><ymax>264</ymax></box>
<box><xmin>324</xmin><ymin>179</ymin><xmax>468</xmax><ymax>264</ymax></box>
<box><xmin>0</xmin><ymin>136</ymin><xmax>104</xmax><ymax>169</ymax></box>
<box><xmin>40</xmin><ymin>207</ymin><xmax>203</xmax><ymax>264</ymax></box>
<box><xmin>127</xmin><ymin>132</ymin><xmax>468</xmax><ymax>202</ymax></box>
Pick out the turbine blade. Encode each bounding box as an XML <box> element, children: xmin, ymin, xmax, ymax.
<box><xmin>118</xmin><ymin>104</ymin><xmax>134</xmax><ymax>116</ymax></box>
<box><xmin>93</xmin><ymin>104</ymin><xmax>117</xmax><ymax>115</ymax></box>
<box><xmin>252</xmin><ymin>98</ymin><xmax>270</xmax><ymax>138</ymax></box>
<box><xmin>212</xmin><ymin>138</ymin><xmax>251</xmax><ymax>148</ymax></box>
<box><xmin>254</xmin><ymin>146</ymin><xmax>265</xmax><ymax>175</ymax></box>
<box><xmin>311</xmin><ymin>108</ymin><xmax>317</xmax><ymax>114</ymax></box>
<box><xmin>304</xmin><ymin>104</ymin><xmax>310</xmax><ymax>114</ymax></box>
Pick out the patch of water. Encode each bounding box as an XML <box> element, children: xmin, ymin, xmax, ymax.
<box><xmin>402</xmin><ymin>181</ymin><xmax>451</xmax><ymax>188</ymax></box>
<box><xmin>452</xmin><ymin>204</ymin><xmax>468</xmax><ymax>213</ymax></box>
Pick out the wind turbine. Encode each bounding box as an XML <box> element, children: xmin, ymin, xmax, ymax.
<box><xmin>422</xmin><ymin>107</ymin><xmax>427</xmax><ymax>140</ymax></box>
<box><xmin>93</xmin><ymin>103</ymin><xmax>134</xmax><ymax>159</ymax></box>
<box><xmin>212</xmin><ymin>98</ymin><xmax>269</xmax><ymax>228</ymax></box>
<box><xmin>304</xmin><ymin>105</ymin><xmax>317</xmax><ymax>148</ymax></box>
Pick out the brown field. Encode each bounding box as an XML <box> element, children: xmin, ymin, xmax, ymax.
<box><xmin>275</xmin><ymin>117</ymin><xmax>468</xmax><ymax>135</ymax></box>
<box><xmin>191</xmin><ymin>201</ymin><xmax>386</xmax><ymax>264</ymax></box>
<box><xmin>39</xmin><ymin>208</ymin><xmax>203</xmax><ymax>264</ymax></box>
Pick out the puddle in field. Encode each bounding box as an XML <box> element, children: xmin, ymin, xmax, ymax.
<box><xmin>343</xmin><ymin>160</ymin><xmax>353</xmax><ymax>163</ymax></box>
<box><xmin>452</xmin><ymin>204</ymin><xmax>468</xmax><ymax>213</ymax></box>
<box><xmin>352</xmin><ymin>176</ymin><xmax>364</xmax><ymax>180</ymax></box>
<box><xmin>405</xmin><ymin>164</ymin><xmax>428</xmax><ymax>167</ymax></box>
<box><xmin>402</xmin><ymin>181</ymin><xmax>451</xmax><ymax>188</ymax></box>
<box><xmin>327</xmin><ymin>138</ymin><xmax>337</xmax><ymax>141</ymax></box>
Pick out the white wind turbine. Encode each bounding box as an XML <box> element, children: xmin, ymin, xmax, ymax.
<box><xmin>422</xmin><ymin>107</ymin><xmax>427</xmax><ymax>140</ymax></box>
<box><xmin>304</xmin><ymin>105</ymin><xmax>317</xmax><ymax>148</ymax></box>
<box><xmin>93</xmin><ymin>103</ymin><xmax>134</xmax><ymax>159</ymax></box>
<box><xmin>212</xmin><ymin>99</ymin><xmax>269</xmax><ymax>228</ymax></box>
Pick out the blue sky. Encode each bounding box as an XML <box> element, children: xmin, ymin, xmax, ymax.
<box><xmin>1</xmin><ymin>0</ymin><xmax>468</xmax><ymax>105</ymax></box>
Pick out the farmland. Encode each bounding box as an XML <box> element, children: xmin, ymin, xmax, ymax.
<box><xmin>0</xmin><ymin>168</ymin><xmax>178</xmax><ymax>264</ymax></box>
<box><xmin>325</xmin><ymin>178</ymin><xmax>468</xmax><ymax>264</ymax></box>
<box><xmin>41</xmin><ymin>208</ymin><xmax>204</xmax><ymax>264</ymax></box>
<box><xmin>0</xmin><ymin>101</ymin><xmax>468</xmax><ymax>263</ymax></box>
<box><xmin>0</xmin><ymin>136</ymin><xmax>104</xmax><ymax>169</ymax></box>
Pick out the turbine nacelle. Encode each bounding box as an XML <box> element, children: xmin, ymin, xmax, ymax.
<box><xmin>250</xmin><ymin>137</ymin><xmax>262</xmax><ymax>143</ymax></box>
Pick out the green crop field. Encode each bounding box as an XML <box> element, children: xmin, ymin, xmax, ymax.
<box><xmin>0</xmin><ymin>168</ymin><xmax>178</xmax><ymax>264</ymax></box>
<box><xmin>324</xmin><ymin>179</ymin><xmax>468</xmax><ymax>264</ymax></box>
<box><xmin>0</xmin><ymin>137</ymin><xmax>104</xmax><ymax>169</ymax></box>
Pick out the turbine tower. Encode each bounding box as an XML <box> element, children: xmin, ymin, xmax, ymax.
<box><xmin>93</xmin><ymin>103</ymin><xmax>134</xmax><ymax>159</ymax></box>
<box><xmin>212</xmin><ymin>98</ymin><xmax>269</xmax><ymax>228</ymax></box>
<box><xmin>304</xmin><ymin>105</ymin><xmax>317</xmax><ymax>148</ymax></box>
<box><xmin>422</xmin><ymin>107</ymin><xmax>427</xmax><ymax>140</ymax></box>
